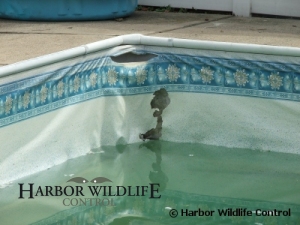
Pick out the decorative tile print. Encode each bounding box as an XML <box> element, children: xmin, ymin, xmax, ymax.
<box><xmin>107</xmin><ymin>67</ymin><xmax>118</xmax><ymax>86</ymax></box>
<box><xmin>234</xmin><ymin>69</ymin><xmax>248</xmax><ymax>87</ymax></box>
<box><xmin>200</xmin><ymin>66</ymin><xmax>214</xmax><ymax>84</ymax></box>
<box><xmin>89</xmin><ymin>72</ymin><xmax>98</xmax><ymax>89</ymax></box>
<box><xmin>135</xmin><ymin>67</ymin><xmax>147</xmax><ymax>85</ymax></box>
<box><xmin>21</xmin><ymin>91</ymin><xmax>31</xmax><ymax>109</ymax></box>
<box><xmin>57</xmin><ymin>80</ymin><xmax>65</xmax><ymax>98</ymax></box>
<box><xmin>294</xmin><ymin>73</ymin><xmax>300</xmax><ymax>93</ymax></box>
<box><xmin>269</xmin><ymin>72</ymin><xmax>282</xmax><ymax>90</ymax></box>
<box><xmin>190</xmin><ymin>68</ymin><xmax>199</xmax><ymax>83</ymax></box>
<box><xmin>283</xmin><ymin>74</ymin><xmax>292</xmax><ymax>92</ymax></box>
<box><xmin>248</xmin><ymin>72</ymin><xmax>258</xmax><ymax>89</ymax></box>
<box><xmin>147</xmin><ymin>66</ymin><xmax>156</xmax><ymax>85</ymax></box>
<box><xmin>4</xmin><ymin>94</ymin><xmax>13</xmax><ymax>115</ymax></box>
<box><xmin>166</xmin><ymin>64</ymin><xmax>180</xmax><ymax>83</ymax></box>
<box><xmin>157</xmin><ymin>66</ymin><xmax>167</xmax><ymax>84</ymax></box>
<box><xmin>259</xmin><ymin>73</ymin><xmax>270</xmax><ymax>89</ymax></box>
<box><xmin>1</xmin><ymin>51</ymin><xmax>300</xmax><ymax>128</ymax></box>
<box><xmin>73</xmin><ymin>75</ymin><xmax>81</xmax><ymax>93</ymax></box>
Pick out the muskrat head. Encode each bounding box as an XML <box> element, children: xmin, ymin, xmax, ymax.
<box><xmin>150</xmin><ymin>88</ymin><xmax>170</xmax><ymax>111</ymax></box>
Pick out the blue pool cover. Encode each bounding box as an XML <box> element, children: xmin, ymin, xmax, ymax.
<box><xmin>0</xmin><ymin>0</ymin><xmax>137</xmax><ymax>21</ymax></box>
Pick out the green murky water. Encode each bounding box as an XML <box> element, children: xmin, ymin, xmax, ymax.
<box><xmin>1</xmin><ymin>141</ymin><xmax>300</xmax><ymax>225</ymax></box>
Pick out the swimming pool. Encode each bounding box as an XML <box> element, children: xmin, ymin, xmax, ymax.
<box><xmin>0</xmin><ymin>34</ymin><xmax>299</xmax><ymax>224</ymax></box>
<box><xmin>0</xmin><ymin>0</ymin><xmax>137</xmax><ymax>21</ymax></box>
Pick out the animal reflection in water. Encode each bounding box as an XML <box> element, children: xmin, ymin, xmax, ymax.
<box><xmin>139</xmin><ymin>140</ymin><xmax>168</xmax><ymax>192</ymax></box>
<box><xmin>139</xmin><ymin>88</ymin><xmax>170</xmax><ymax>191</ymax></box>
<box><xmin>139</xmin><ymin>88</ymin><xmax>170</xmax><ymax>141</ymax></box>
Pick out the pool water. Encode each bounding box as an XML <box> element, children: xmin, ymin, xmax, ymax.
<box><xmin>1</xmin><ymin>141</ymin><xmax>300</xmax><ymax>225</ymax></box>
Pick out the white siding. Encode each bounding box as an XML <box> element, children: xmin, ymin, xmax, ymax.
<box><xmin>252</xmin><ymin>0</ymin><xmax>300</xmax><ymax>17</ymax></box>
<box><xmin>138</xmin><ymin>0</ymin><xmax>300</xmax><ymax>17</ymax></box>
<box><xmin>138</xmin><ymin>0</ymin><xmax>233</xmax><ymax>12</ymax></box>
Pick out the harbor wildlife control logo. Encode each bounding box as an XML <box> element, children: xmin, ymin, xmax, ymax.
<box><xmin>18</xmin><ymin>177</ymin><xmax>161</xmax><ymax>206</ymax></box>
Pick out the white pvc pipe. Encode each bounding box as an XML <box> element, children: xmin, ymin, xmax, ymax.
<box><xmin>84</xmin><ymin>35</ymin><xmax>124</xmax><ymax>54</ymax></box>
<box><xmin>0</xmin><ymin>46</ymin><xmax>86</xmax><ymax>78</ymax></box>
<box><xmin>1</xmin><ymin>34</ymin><xmax>300</xmax><ymax>78</ymax></box>
<box><xmin>171</xmin><ymin>38</ymin><xmax>300</xmax><ymax>56</ymax></box>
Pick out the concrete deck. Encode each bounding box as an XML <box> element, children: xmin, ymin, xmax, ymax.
<box><xmin>1</xmin><ymin>11</ymin><xmax>300</xmax><ymax>66</ymax></box>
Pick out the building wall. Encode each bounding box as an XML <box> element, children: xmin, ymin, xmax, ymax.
<box><xmin>138</xmin><ymin>0</ymin><xmax>300</xmax><ymax>17</ymax></box>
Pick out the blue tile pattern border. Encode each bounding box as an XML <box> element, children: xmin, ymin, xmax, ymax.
<box><xmin>1</xmin><ymin>51</ymin><xmax>300</xmax><ymax>128</ymax></box>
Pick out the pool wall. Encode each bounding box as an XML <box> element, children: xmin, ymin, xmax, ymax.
<box><xmin>0</xmin><ymin>0</ymin><xmax>137</xmax><ymax>21</ymax></box>
<box><xmin>1</xmin><ymin>34</ymin><xmax>300</xmax><ymax>185</ymax></box>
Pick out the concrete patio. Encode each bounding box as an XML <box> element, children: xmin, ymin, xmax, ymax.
<box><xmin>1</xmin><ymin>11</ymin><xmax>300</xmax><ymax>66</ymax></box>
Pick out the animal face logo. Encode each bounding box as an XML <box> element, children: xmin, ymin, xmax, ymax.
<box><xmin>67</xmin><ymin>177</ymin><xmax>112</xmax><ymax>184</ymax></box>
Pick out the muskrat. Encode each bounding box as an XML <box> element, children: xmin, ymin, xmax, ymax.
<box><xmin>140</xmin><ymin>88</ymin><xmax>170</xmax><ymax>141</ymax></box>
<box><xmin>150</xmin><ymin>88</ymin><xmax>170</xmax><ymax>117</ymax></box>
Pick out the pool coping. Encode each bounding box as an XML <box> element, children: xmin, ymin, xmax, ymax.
<box><xmin>1</xmin><ymin>34</ymin><xmax>300</xmax><ymax>78</ymax></box>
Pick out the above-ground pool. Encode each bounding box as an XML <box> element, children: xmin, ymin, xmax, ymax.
<box><xmin>0</xmin><ymin>35</ymin><xmax>300</xmax><ymax>224</ymax></box>
<box><xmin>0</xmin><ymin>0</ymin><xmax>137</xmax><ymax>20</ymax></box>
